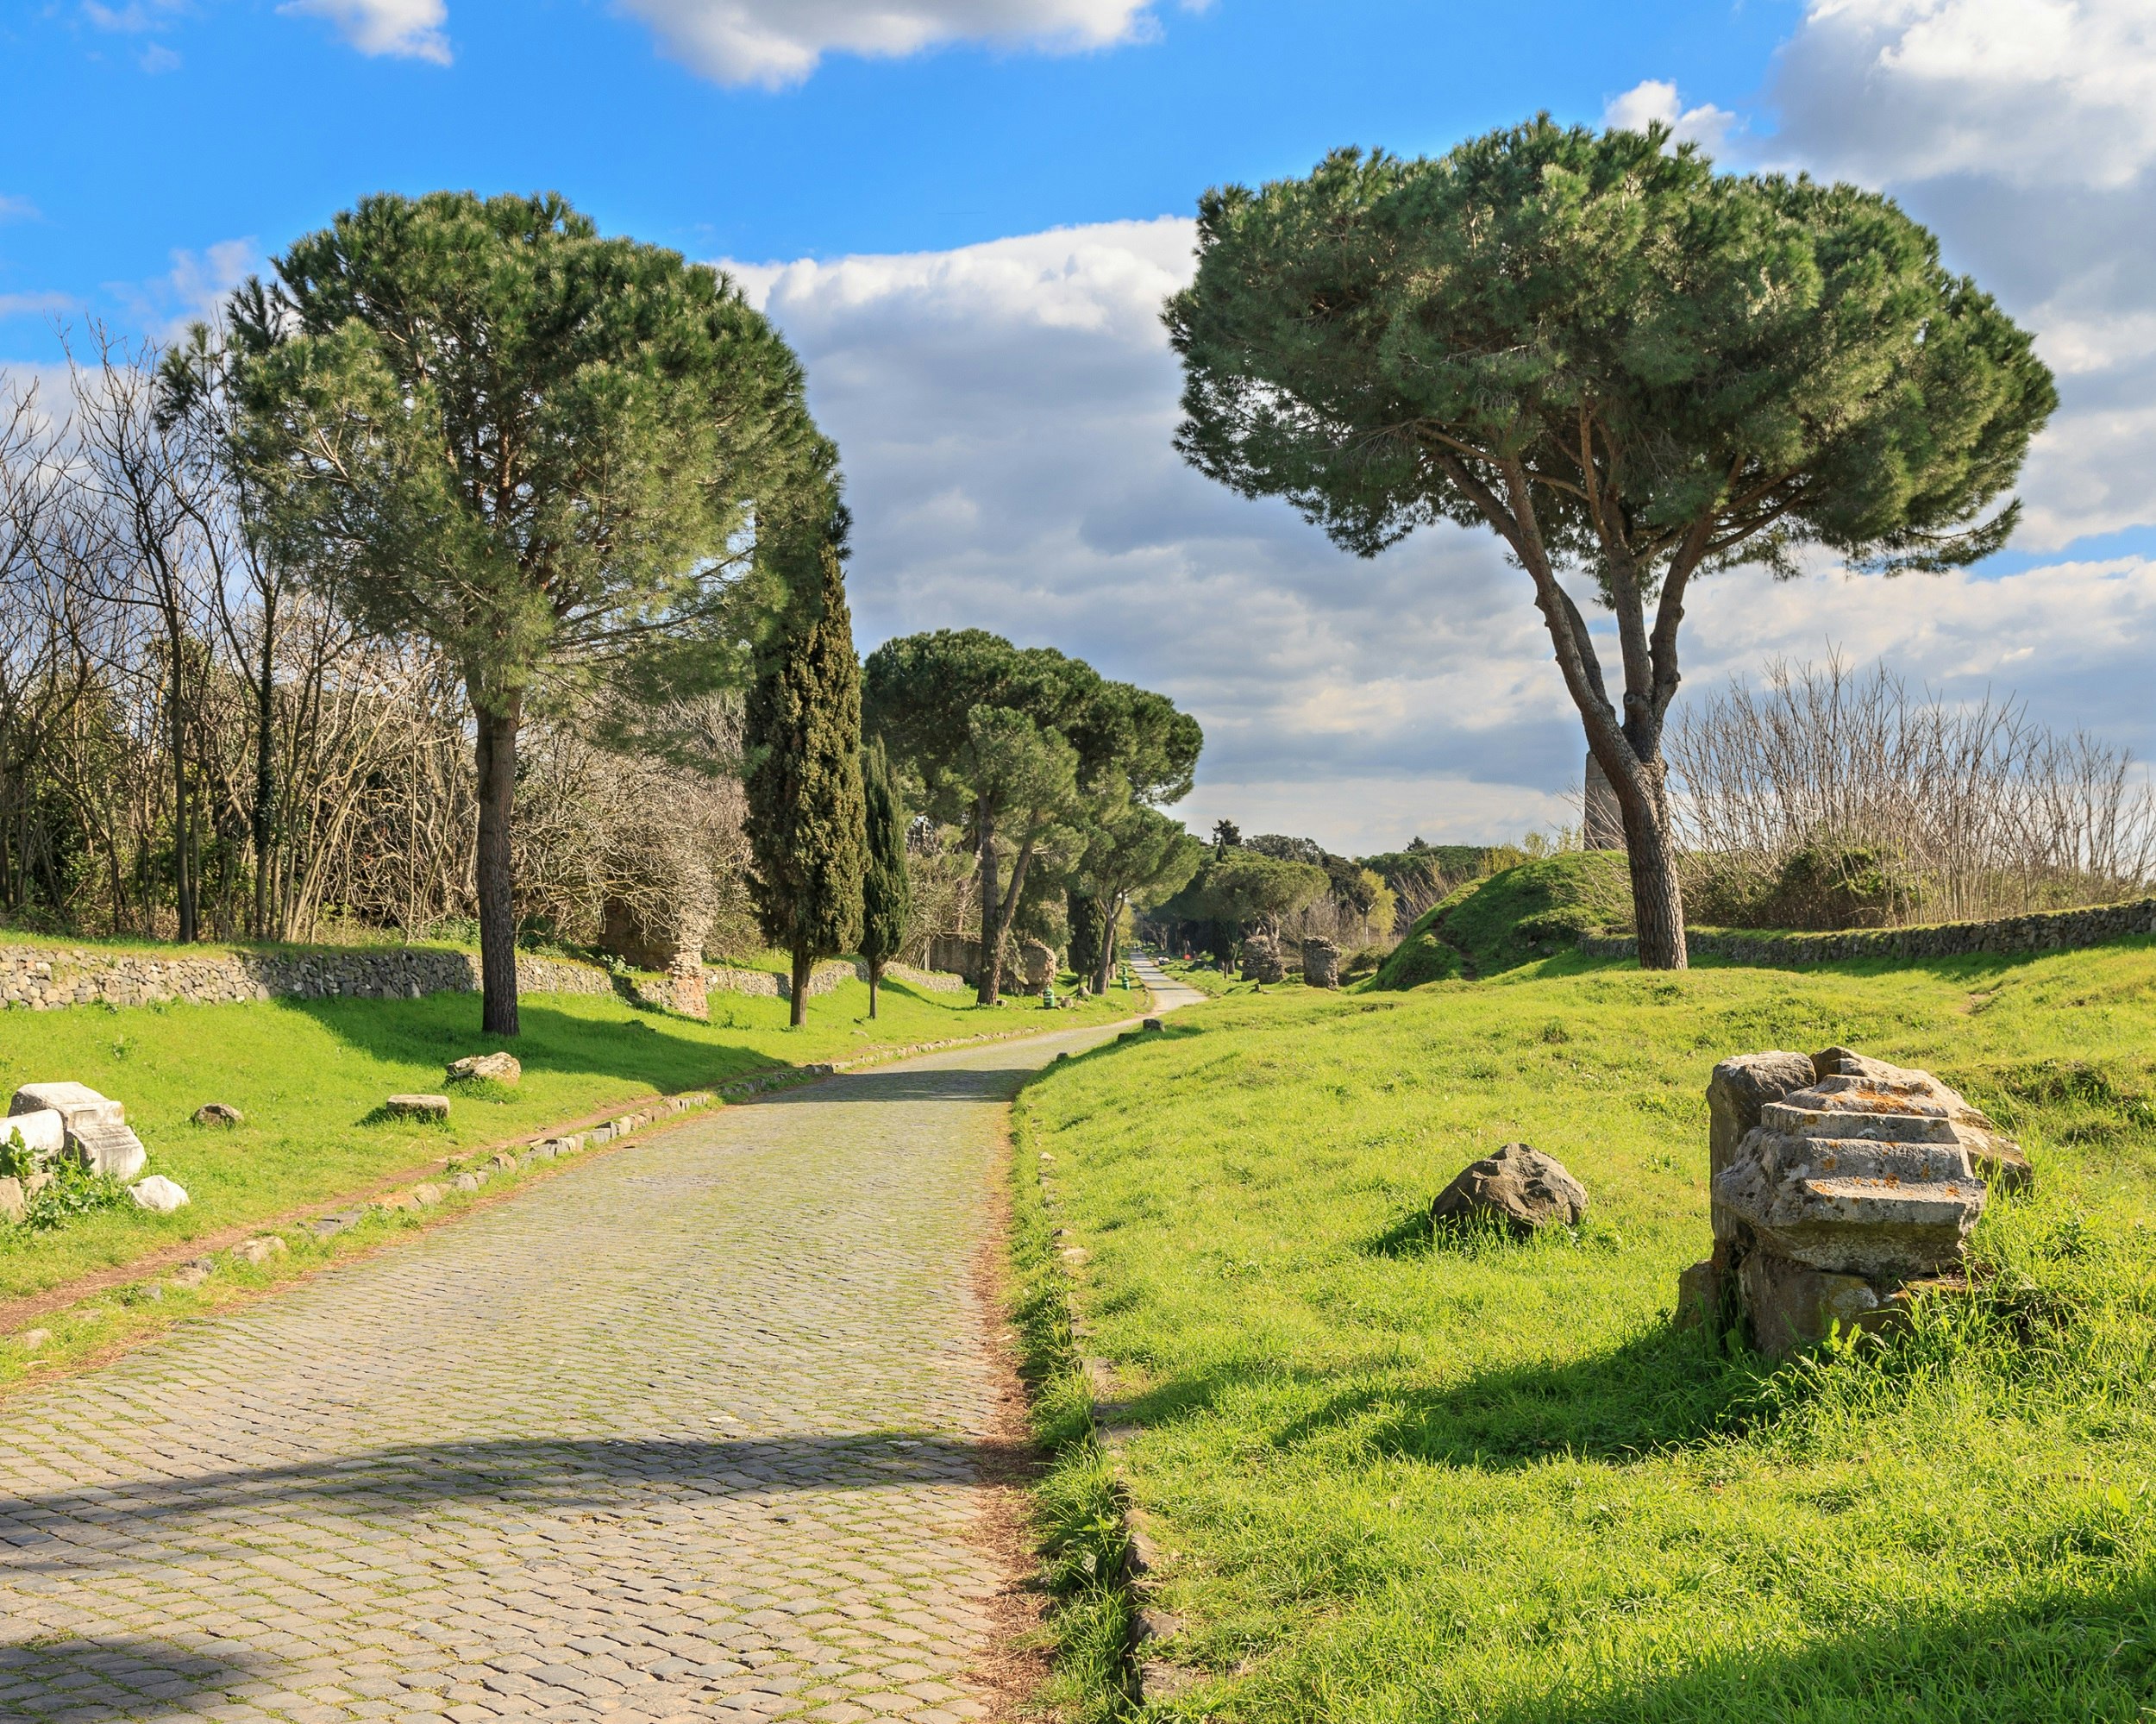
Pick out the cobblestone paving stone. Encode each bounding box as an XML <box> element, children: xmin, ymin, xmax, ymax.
<box><xmin>0</xmin><ymin>1025</ymin><xmax>1126</xmax><ymax>1723</ymax></box>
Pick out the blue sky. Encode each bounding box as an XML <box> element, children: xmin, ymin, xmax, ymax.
<box><xmin>5</xmin><ymin>1</ymin><xmax>1799</xmax><ymax>318</ymax></box>
<box><xmin>5</xmin><ymin>0</ymin><xmax>2153</xmax><ymax>849</ymax></box>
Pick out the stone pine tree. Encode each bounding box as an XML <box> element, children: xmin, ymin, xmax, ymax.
<box><xmin>1169</xmin><ymin>117</ymin><xmax>2056</xmax><ymax>969</ymax></box>
<box><xmin>228</xmin><ymin>191</ymin><xmax>830</xmax><ymax>1033</ymax></box>
<box><xmin>858</xmin><ymin>737</ymin><xmax>912</xmax><ymax>1020</ymax></box>
<box><xmin>1073</xmin><ymin>805</ymin><xmax>1204</xmax><ymax>993</ymax></box>
<box><xmin>745</xmin><ymin>515</ymin><xmax>867</xmax><ymax>1028</ymax></box>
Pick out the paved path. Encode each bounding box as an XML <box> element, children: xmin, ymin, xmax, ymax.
<box><xmin>0</xmin><ymin>1024</ymin><xmax>1131</xmax><ymax>1724</ymax></box>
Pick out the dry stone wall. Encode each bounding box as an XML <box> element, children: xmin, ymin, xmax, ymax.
<box><xmin>1580</xmin><ymin>895</ymin><xmax>2156</xmax><ymax>968</ymax></box>
<box><xmin>1</xmin><ymin>942</ymin><xmax>969</xmax><ymax>1015</ymax></box>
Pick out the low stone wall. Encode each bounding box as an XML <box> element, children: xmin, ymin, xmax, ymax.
<box><xmin>0</xmin><ymin>944</ymin><xmax>625</xmax><ymax>1012</ymax></box>
<box><xmin>1579</xmin><ymin>895</ymin><xmax>2156</xmax><ymax>967</ymax></box>
<box><xmin>0</xmin><ymin>940</ymin><xmax>971</xmax><ymax>1015</ymax></box>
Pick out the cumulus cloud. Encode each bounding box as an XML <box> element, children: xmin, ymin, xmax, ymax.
<box><xmin>729</xmin><ymin>220</ymin><xmax>2156</xmax><ymax>852</ymax></box>
<box><xmin>280</xmin><ymin>0</ymin><xmax>452</xmax><ymax>64</ymax></box>
<box><xmin>1777</xmin><ymin>0</ymin><xmax>2156</xmax><ymax>190</ymax></box>
<box><xmin>617</xmin><ymin>0</ymin><xmax>1163</xmax><ymax>88</ymax></box>
<box><xmin>1752</xmin><ymin>0</ymin><xmax>2156</xmax><ymax>555</ymax></box>
<box><xmin>1602</xmin><ymin>78</ymin><xmax>1740</xmax><ymax>154</ymax></box>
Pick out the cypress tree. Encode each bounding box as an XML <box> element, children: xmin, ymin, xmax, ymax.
<box><xmin>858</xmin><ymin>737</ymin><xmax>912</xmax><ymax>1020</ymax></box>
<box><xmin>745</xmin><ymin>517</ymin><xmax>866</xmax><ymax>1027</ymax></box>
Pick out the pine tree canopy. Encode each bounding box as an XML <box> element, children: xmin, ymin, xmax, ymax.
<box><xmin>1166</xmin><ymin>116</ymin><xmax>2054</xmax><ymax>970</ymax></box>
<box><xmin>1169</xmin><ymin>118</ymin><xmax>2055</xmax><ymax>590</ymax></box>
<box><xmin>229</xmin><ymin>190</ymin><xmax>833</xmax><ymax>710</ymax></box>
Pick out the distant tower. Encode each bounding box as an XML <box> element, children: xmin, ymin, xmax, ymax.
<box><xmin>1583</xmin><ymin>752</ymin><xmax>1626</xmax><ymax>849</ymax></box>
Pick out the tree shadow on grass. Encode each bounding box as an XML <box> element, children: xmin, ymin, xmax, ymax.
<box><xmin>1481</xmin><ymin>1570</ymin><xmax>2156</xmax><ymax>1724</ymax></box>
<box><xmin>1115</xmin><ymin>1326</ymin><xmax>1766</xmax><ymax>1472</ymax></box>
<box><xmin>284</xmin><ymin>994</ymin><xmax>797</xmax><ymax>1097</ymax></box>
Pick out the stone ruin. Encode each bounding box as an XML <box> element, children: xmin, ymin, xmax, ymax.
<box><xmin>1018</xmin><ymin>939</ymin><xmax>1058</xmax><ymax>995</ymax></box>
<box><xmin>1301</xmin><ymin>936</ymin><xmax>1341</xmax><ymax>989</ymax></box>
<box><xmin>1681</xmin><ymin>1046</ymin><xmax>2032</xmax><ymax>1357</ymax></box>
<box><xmin>3</xmin><ymin>1081</ymin><xmax>179</xmax><ymax>1221</ymax></box>
<box><xmin>1239</xmin><ymin>934</ymin><xmax>1286</xmax><ymax>985</ymax></box>
<box><xmin>599</xmin><ymin>897</ymin><xmax>713</xmax><ymax>1019</ymax></box>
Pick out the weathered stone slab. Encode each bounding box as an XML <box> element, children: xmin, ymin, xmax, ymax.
<box><xmin>69</xmin><ymin>1119</ymin><xmax>147</xmax><ymax>1183</ymax></box>
<box><xmin>3</xmin><ymin>1108</ymin><xmax>66</xmax><ymax>1159</ymax></box>
<box><xmin>9</xmin><ymin>1082</ymin><xmax>123</xmax><ymax>1131</ymax></box>
<box><xmin>384</xmin><ymin>1094</ymin><xmax>451</xmax><ymax>1121</ymax></box>
<box><xmin>1811</xmin><ymin>1046</ymin><xmax>2033</xmax><ymax>1193</ymax></box>
<box><xmin>1432</xmin><ymin>1143</ymin><xmax>1588</xmax><ymax>1235</ymax></box>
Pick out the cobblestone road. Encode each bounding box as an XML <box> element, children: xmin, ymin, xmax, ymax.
<box><xmin>0</xmin><ymin>1025</ymin><xmax>1126</xmax><ymax>1724</ymax></box>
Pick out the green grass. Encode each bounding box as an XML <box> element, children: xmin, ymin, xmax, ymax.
<box><xmin>0</xmin><ymin>972</ymin><xmax>1136</xmax><ymax>1307</ymax></box>
<box><xmin>1015</xmin><ymin>943</ymin><xmax>2156</xmax><ymax>1721</ymax></box>
<box><xmin>1376</xmin><ymin>852</ymin><xmax>1634</xmax><ymax>986</ymax></box>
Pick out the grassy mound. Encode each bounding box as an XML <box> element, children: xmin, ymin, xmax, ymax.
<box><xmin>1016</xmin><ymin>942</ymin><xmax>2156</xmax><ymax>1721</ymax></box>
<box><xmin>1374</xmin><ymin>851</ymin><xmax>1633</xmax><ymax>985</ymax></box>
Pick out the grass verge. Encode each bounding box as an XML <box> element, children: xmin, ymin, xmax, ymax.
<box><xmin>1018</xmin><ymin>941</ymin><xmax>2156</xmax><ymax>1721</ymax></box>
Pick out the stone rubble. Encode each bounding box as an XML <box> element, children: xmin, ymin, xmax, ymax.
<box><xmin>1681</xmin><ymin>1044</ymin><xmax>2028</xmax><ymax>1357</ymax></box>
<box><xmin>127</xmin><ymin>1175</ymin><xmax>190</xmax><ymax>1214</ymax></box>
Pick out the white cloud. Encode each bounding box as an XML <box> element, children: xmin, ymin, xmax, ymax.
<box><xmin>1776</xmin><ymin>0</ymin><xmax>2156</xmax><ymax>189</ymax></box>
<box><xmin>0</xmin><ymin>292</ymin><xmax>77</xmax><ymax>319</ymax></box>
<box><xmin>0</xmin><ymin>197</ymin><xmax>34</xmax><ymax>223</ymax></box>
<box><xmin>618</xmin><ymin>0</ymin><xmax>1163</xmax><ymax>88</ymax></box>
<box><xmin>103</xmin><ymin>240</ymin><xmax>260</xmax><ymax>342</ymax></box>
<box><xmin>280</xmin><ymin>0</ymin><xmax>452</xmax><ymax>64</ymax></box>
<box><xmin>730</xmin><ymin>220</ymin><xmax>2156</xmax><ymax>854</ymax></box>
<box><xmin>1602</xmin><ymin>78</ymin><xmax>1740</xmax><ymax>154</ymax></box>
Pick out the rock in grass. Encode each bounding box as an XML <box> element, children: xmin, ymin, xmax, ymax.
<box><xmin>232</xmin><ymin>1236</ymin><xmax>287</xmax><ymax>1265</ymax></box>
<box><xmin>16</xmin><ymin>1328</ymin><xmax>51</xmax><ymax>1352</ymax></box>
<box><xmin>1431</xmin><ymin>1143</ymin><xmax>1588</xmax><ymax>1236</ymax></box>
<box><xmin>447</xmin><ymin>1051</ymin><xmax>521</xmax><ymax>1087</ymax></box>
<box><xmin>384</xmin><ymin>1094</ymin><xmax>451</xmax><ymax>1122</ymax></box>
<box><xmin>192</xmin><ymin>1102</ymin><xmax>244</xmax><ymax>1127</ymax></box>
<box><xmin>169</xmin><ymin>1258</ymin><xmax>213</xmax><ymax>1289</ymax></box>
<box><xmin>128</xmin><ymin>1175</ymin><xmax>190</xmax><ymax>1213</ymax></box>
<box><xmin>0</xmin><ymin>1176</ymin><xmax>22</xmax><ymax>1225</ymax></box>
<box><xmin>411</xmin><ymin>1182</ymin><xmax>444</xmax><ymax>1207</ymax></box>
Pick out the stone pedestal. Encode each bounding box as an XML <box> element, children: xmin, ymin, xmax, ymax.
<box><xmin>1679</xmin><ymin>1046</ymin><xmax>2026</xmax><ymax>1357</ymax></box>
<box><xmin>1239</xmin><ymin>935</ymin><xmax>1285</xmax><ymax>984</ymax></box>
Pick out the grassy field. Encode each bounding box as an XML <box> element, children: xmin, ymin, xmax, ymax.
<box><xmin>0</xmin><ymin>970</ymin><xmax>1140</xmax><ymax>1307</ymax></box>
<box><xmin>1014</xmin><ymin>942</ymin><xmax>2156</xmax><ymax>1721</ymax></box>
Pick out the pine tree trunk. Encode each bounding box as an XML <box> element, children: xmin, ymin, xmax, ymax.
<box><xmin>1618</xmin><ymin>762</ymin><xmax>1689</xmax><ymax>971</ymax></box>
<box><xmin>473</xmin><ymin>696</ymin><xmax>523</xmax><ymax>1037</ymax></box>
<box><xmin>868</xmin><ymin>960</ymin><xmax>882</xmax><ymax>1020</ymax></box>
<box><xmin>790</xmin><ymin>948</ymin><xmax>812</xmax><ymax>1028</ymax></box>
<box><xmin>251</xmin><ymin>597</ymin><xmax>275</xmax><ymax>939</ymax></box>
<box><xmin>1094</xmin><ymin>900</ymin><xmax>1119</xmax><ymax>995</ymax></box>
<box><xmin>171</xmin><ymin>636</ymin><xmax>196</xmax><ymax>944</ymax></box>
<box><xmin>975</xmin><ymin>812</ymin><xmax>1001</xmax><ymax>1006</ymax></box>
